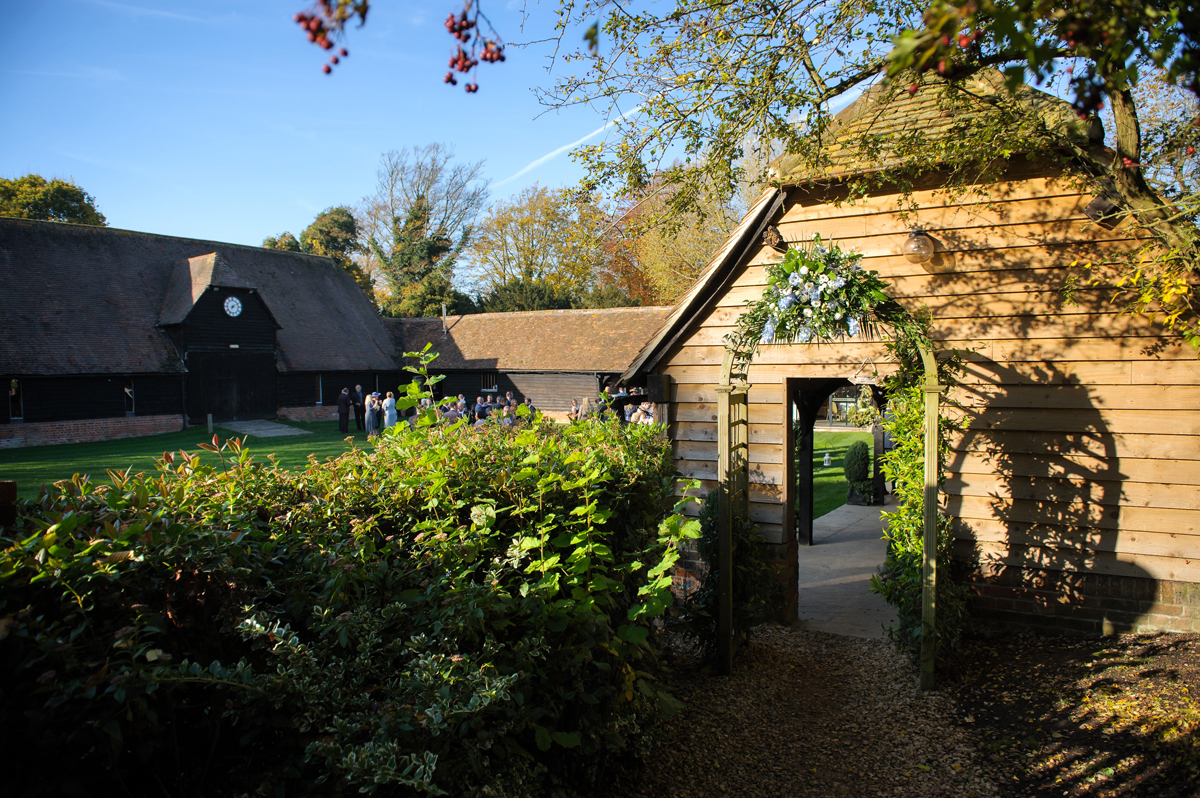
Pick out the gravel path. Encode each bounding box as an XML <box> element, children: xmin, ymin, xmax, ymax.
<box><xmin>595</xmin><ymin>624</ymin><xmax>998</xmax><ymax>798</ymax></box>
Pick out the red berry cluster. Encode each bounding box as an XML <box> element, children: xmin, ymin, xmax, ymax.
<box><xmin>295</xmin><ymin>10</ymin><xmax>350</xmax><ymax>74</ymax></box>
<box><xmin>442</xmin><ymin>2</ymin><xmax>505</xmax><ymax>93</ymax></box>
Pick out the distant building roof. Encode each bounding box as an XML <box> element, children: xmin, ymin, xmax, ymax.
<box><xmin>769</xmin><ymin>70</ymin><xmax>1102</xmax><ymax>185</ymax></box>
<box><xmin>0</xmin><ymin>218</ymin><xmax>398</xmax><ymax>376</ymax></box>
<box><xmin>392</xmin><ymin>306</ymin><xmax>674</xmax><ymax>373</ymax></box>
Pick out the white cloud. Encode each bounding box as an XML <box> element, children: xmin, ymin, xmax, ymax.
<box><xmin>494</xmin><ymin>104</ymin><xmax>644</xmax><ymax>188</ymax></box>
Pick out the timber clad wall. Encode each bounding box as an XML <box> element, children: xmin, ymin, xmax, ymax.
<box><xmin>653</xmin><ymin>163</ymin><xmax>1200</xmax><ymax>633</ymax></box>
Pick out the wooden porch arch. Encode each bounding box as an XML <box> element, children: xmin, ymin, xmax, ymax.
<box><xmin>715</xmin><ymin>338</ymin><xmax>944</xmax><ymax>689</ymax></box>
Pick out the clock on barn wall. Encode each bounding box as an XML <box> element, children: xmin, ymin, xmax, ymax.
<box><xmin>224</xmin><ymin>296</ymin><xmax>243</xmax><ymax>317</ymax></box>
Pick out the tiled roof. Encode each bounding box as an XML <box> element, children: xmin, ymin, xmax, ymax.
<box><xmin>0</xmin><ymin>218</ymin><xmax>398</xmax><ymax>376</ymax></box>
<box><xmin>770</xmin><ymin>70</ymin><xmax>1102</xmax><ymax>184</ymax></box>
<box><xmin>391</xmin><ymin>306</ymin><xmax>674</xmax><ymax>373</ymax></box>
<box><xmin>160</xmin><ymin>253</ymin><xmax>264</xmax><ymax>325</ymax></box>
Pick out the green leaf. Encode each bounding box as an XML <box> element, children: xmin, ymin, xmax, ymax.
<box><xmin>617</xmin><ymin>624</ymin><xmax>648</xmax><ymax>644</ymax></box>
<box><xmin>533</xmin><ymin>724</ymin><xmax>552</xmax><ymax>751</ymax></box>
<box><xmin>551</xmin><ymin>731</ymin><xmax>581</xmax><ymax>748</ymax></box>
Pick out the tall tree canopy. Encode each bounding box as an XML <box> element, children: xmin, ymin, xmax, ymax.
<box><xmin>358</xmin><ymin>144</ymin><xmax>489</xmax><ymax>313</ymax></box>
<box><xmin>0</xmin><ymin>174</ymin><xmax>107</xmax><ymax>226</ymax></box>
<box><xmin>263</xmin><ymin>206</ymin><xmax>371</xmax><ymax>292</ymax></box>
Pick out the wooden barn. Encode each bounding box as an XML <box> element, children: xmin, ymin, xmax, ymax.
<box><xmin>620</xmin><ymin>74</ymin><xmax>1200</xmax><ymax>634</ymax></box>
<box><xmin>392</xmin><ymin>307</ymin><xmax>671</xmax><ymax>417</ymax></box>
<box><xmin>0</xmin><ymin>218</ymin><xmax>402</xmax><ymax>447</ymax></box>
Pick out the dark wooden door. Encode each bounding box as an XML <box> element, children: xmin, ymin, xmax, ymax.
<box><xmin>187</xmin><ymin>352</ymin><xmax>276</xmax><ymax>423</ymax></box>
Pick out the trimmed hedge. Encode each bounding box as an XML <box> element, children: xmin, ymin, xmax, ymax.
<box><xmin>0</xmin><ymin>382</ymin><xmax>698</xmax><ymax>797</ymax></box>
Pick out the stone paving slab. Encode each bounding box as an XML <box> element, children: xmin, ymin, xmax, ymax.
<box><xmin>216</xmin><ymin>420</ymin><xmax>312</xmax><ymax>438</ymax></box>
<box><xmin>796</xmin><ymin>497</ymin><xmax>898</xmax><ymax>640</ymax></box>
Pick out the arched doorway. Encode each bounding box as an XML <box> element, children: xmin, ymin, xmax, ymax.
<box><xmin>784</xmin><ymin>377</ymin><xmax>886</xmax><ymax>546</ymax></box>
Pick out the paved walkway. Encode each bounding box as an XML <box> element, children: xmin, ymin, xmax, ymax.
<box><xmin>796</xmin><ymin>497</ymin><xmax>897</xmax><ymax>639</ymax></box>
<box><xmin>216</xmin><ymin>420</ymin><xmax>312</xmax><ymax>438</ymax></box>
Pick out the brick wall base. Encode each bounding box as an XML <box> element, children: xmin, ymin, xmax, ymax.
<box><xmin>0</xmin><ymin>414</ymin><xmax>185</xmax><ymax>449</ymax></box>
<box><xmin>277</xmin><ymin>405</ymin><xmax>338</xmax><ymax>423</ymax></box>
<box><xmin>965</xmin><ymin>562</ymin><xmax>1200</xmax><ymax>634</ymax></box>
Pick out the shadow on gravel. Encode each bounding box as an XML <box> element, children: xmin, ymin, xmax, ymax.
<box><xmin>947</xmin><ymin>630</ymin><xmax>1200</xmax><ymax>797</ymax></box>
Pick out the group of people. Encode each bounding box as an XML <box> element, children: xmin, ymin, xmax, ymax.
<box><xmin>336</xmin><ymin>385</ymin><xmax>399</xmax><ymax>436</ymax></box>
<box><xmin>567</xmin><ymin>385</ymin><xmax>657</xmax><ymax>425</ymax></box>
<box><xmin>336</xmin><ymin>383</ymin><xmax>658</xmax><ymax>436</ymax></box>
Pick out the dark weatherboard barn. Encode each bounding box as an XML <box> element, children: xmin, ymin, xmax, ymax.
<box><xmin>0</xmin><ymin>218</ymin><xmax>401</xmax><ymax>447</ymax></box>
<box><xmin>392</xmin><ymin>307</ymin><xmax>672</xmax><ymax>417</ymax></box>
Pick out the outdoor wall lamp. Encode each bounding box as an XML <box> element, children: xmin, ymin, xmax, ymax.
<box><xmin>903</xmin><ymin>230</ymin><xmax>935</xmax><ymax>264</ymax></box>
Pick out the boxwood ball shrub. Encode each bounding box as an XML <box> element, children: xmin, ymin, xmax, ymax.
<box><xmin>843</xmin><ymin>439</ymin><xmax>874</xmax><ymax>502</ymax></box>
<box><xmin>0</xmin><ymin>358</ymin><xmax>699</xmax><ymax>798</ymax></box>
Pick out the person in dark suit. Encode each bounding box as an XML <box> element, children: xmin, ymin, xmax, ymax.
<box><xmin>352</xmin><ymin>384</ymin><xmax>366</xmax><ymax>431</ymax></box>
<box><xmin>337</xmin><ymin>387</ymin><xmax>352</xmax><ymax>434</ymax></box>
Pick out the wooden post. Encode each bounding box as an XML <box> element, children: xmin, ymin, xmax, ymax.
<box><xmin>917</xmin><ymin>344</ymin><xmax>945</xmax><ymax>691</ymax></box>
<box><xmin>715</xmin><ymin>381</ymin><xmax>734</xmax><ymax>676</ymax></box>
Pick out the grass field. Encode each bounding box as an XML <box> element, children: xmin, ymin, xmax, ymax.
<box><xmin>0</xmin><ymin>420</ymin><xmax>367</xmax><ymax>499</ymax></box>
<box><xmin>0</xmin><ymin>422</ymin><xmax>875</xmax><ymax>514</ymax></box>
<box><xmin>808</xmin><ymin>429</ymin><xmax>875</xmax><ymax>519</ymax></box>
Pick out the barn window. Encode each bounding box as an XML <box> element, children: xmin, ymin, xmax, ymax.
<box><xmin>481</xmin><ymin>372</ymin><xmax>498</xmax><ymax>392</ymax></box>
<box><xmin>9</xmin><ymin>379</ymin><xmax>23</xmax><ymax>421</ymax></box>
<box><xmin>124</xmin><ymin>378</ymin><xmax>135</xmax><ymax>417</ymax></box>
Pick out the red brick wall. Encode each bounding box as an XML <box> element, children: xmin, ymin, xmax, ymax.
<box><xmin>966</xmin><ymin>564</ymin><xmax>1200</xmax><ymax>634</ymax></box>
<box><xmin>0</xmin><ymin>415</ymin><xmax>184</xmax><ymax>449</ymax></box>
<box><xmin>278</xmin><ymin>405</ymin><xmax>338</xmax><ymax>423</ymax></box>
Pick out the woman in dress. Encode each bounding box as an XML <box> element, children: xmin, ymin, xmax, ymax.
<box><xmin>365</xmin><ymin>394</ymin><xmax>379</xmax><ymax>437</ymax></box>
<box><xmin>382</xmin><ymin>391</ymin><xmax>397</xmax><ymax>428</ymax></box>
<box><xmin>567</xmin><ymin>399</ymin><xmax>580</xmax><ymax>421</ymax></box>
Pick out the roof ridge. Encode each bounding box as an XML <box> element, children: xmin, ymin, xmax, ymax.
<box><xmin>395</xmin><ymin>306</ymin><xmax>673</xmax><ymax>321</ymax></box>
<box><xmin>0</xmin><ymin>216</ymin><xmax>336</xmax><ymax>265</ymax></box>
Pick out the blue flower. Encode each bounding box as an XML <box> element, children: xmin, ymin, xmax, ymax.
<box><xmin>847</xmin><ymin>317</ymin><xmax>860</xmax><ymax>337</ymax></box>
<box><xmin>788</xmin><ymin>271</ymin><xmax>804</xmax><ymax>288</ymax></box>
<box><xmin>809</xmin><ymin>287</ymin><xmax>821</xmax><ymax>303</ymax></box>
<box><xmin>797</xmin><ymin>325</ymin><xmax>812</xmax><ymax>343</ymax></box>
<box><xmin>778</xmin><ymin>292</ymin><xmax>797</xmax><ymax>311</ymax></box>
<box><xmin>833</xmin><ymin>277</ymin><xmax>846</xmax><ymax>289</ymax></box>
<box><xmin>761</xmin><ymin>318</ymin><xmax>777</xmax><ymax>344</ymax></box>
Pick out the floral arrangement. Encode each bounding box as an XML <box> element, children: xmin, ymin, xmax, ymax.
<box><xmin>727</xmin><ymin>236</ymin><xmax>919</xmax><ymax>356</ymax></box>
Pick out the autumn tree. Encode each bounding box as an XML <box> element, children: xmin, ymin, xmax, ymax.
<box><xmin>466</xmin><ymin>183</ymin><xmax>643</xmax><ymax>310</ymax></box>
<box><xmin>0</xmin><ymin>174</ymin><xmax>106</xmax><ymax>226</ymax></box>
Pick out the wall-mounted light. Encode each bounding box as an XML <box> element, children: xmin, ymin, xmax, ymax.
<box><xmin>902</xmin><ymin>230</ymin><xmax>935</xmax><ymax>264</ymax></box>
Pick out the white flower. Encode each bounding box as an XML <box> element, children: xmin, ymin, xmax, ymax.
<box><xmin>799</xmin><ymin>266</ymin><xmax>808</xmax><ymax>275</ymax></box>
<box><xmin>804</xmin><ymin>307</ymin><xmax>813</xmax><ymax>318</ymax></box>
<box><xmin>834</xmin><ymin>312</ymin><xmax>843</xmax><ymax>320</ymax></box>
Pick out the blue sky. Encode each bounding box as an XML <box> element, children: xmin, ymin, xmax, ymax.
<box><xmin>1</xmin><ymin>0</ymin><xmax>616</xmax><ymax>246</ymax></box>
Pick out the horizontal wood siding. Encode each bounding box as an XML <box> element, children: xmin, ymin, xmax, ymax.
<box><xmin>653</xmin><ymin>163</ymin><xmax>1200</xmax><ymax>587</ymax></box>
<box><xmin>506</xmin><ymin>373</ymin><xmax>600</xmax><ymax>413</ymax></box>
<box><xmin>22</xmin><ymin>376</ymin><xmax>127</xmax><ymax>422</ymax></box>
<box><xmin>133</xmin><ymin>376</ymin><xmax>183</xmax><ymax>416</ymax></box>
<box><xmin>278</xmin><ymin>373</ymin><xmax>320</xmax><ymax>407</ymax></box>
<box><xmin>183</xmin><ymin>288</ymin><xmax>276</xmax><ymax>354</ymax></box>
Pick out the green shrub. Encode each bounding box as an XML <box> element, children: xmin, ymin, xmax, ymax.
<box><xmin>0</xmin><ymin>358</ymin><xmax>699</xmax><ymax>797</ymax></box>
<box><xmin>843</xmin><ymin>440</ymin><xmax>874</xmax><ymax>501</ymax></box>
<box><xmin>869</xmin><ymin>382</ymin><xmax>972</xmax><ymax>662</ymax></box>
<box><xmin>678</xmin><ymin>489</ymin><xmax>778</xmax><ymax>663</ymax></box>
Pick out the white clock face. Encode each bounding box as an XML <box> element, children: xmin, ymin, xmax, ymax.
<box><xmin>224</xmin><ymin>296</ymin><xmax>243</xmax><ymax>317</ymax></box>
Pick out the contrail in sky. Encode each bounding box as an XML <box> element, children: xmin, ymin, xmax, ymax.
<box><xmin>494</xmin><ymin>104</ymin><xmax>645</xmax><ymax>189</ymax></box>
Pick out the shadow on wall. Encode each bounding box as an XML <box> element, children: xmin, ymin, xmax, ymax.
<box><xmin>945</xmin><ymin>358</ymin><xmax>1165</xmax><ymax>634</ymax></box>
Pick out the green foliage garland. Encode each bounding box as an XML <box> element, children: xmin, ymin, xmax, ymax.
<box><xmin>726</xmin><ymin>238</ymin><xmax>926</xmax><ymax>358</ymax></box>
<box><xmin>0</xmin><ymin>352</ymin><xmax>700</xmax><ymax>797</ymax></box>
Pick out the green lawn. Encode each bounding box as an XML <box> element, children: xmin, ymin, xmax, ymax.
<box><xmin>0</xmin><ymin>420</ymin><xmax>369</xmax><ymax>499</ymax></box>
<box><xmin>0</xmin><ymin>423</ymin><xmax>877</xmax><ymax>510</ymax></box>
<box><xmin>810</xmin><ymin>430</ymin><xmax>876</xmax><ymax>519</ymax></box>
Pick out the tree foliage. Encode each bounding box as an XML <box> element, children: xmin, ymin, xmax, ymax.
<box><xmin>264</xmin><ymin>207</ymin><xmax>372</xmax><ymax>292</ymax></box>
<box><xmin>0</xmin><ymin>174</ymin><xmax>107</xmax><ymax>226</ymax></box>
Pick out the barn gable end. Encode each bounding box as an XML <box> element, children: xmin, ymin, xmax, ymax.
<box><xmin>622</xmin><ymin>80</ymin><xmax>1200</xmax><ymax>634</ymax></box>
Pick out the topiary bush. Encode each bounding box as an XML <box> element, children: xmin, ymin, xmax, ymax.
<box><xmin>0</xmin><ymin>355</ymin><xmax>699</xmax><ymax>798</ymax></box>
<box><xmin>843</xmin><ymin>440</ymin><xmax>874</xmax><ymax>503</ymax></box>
